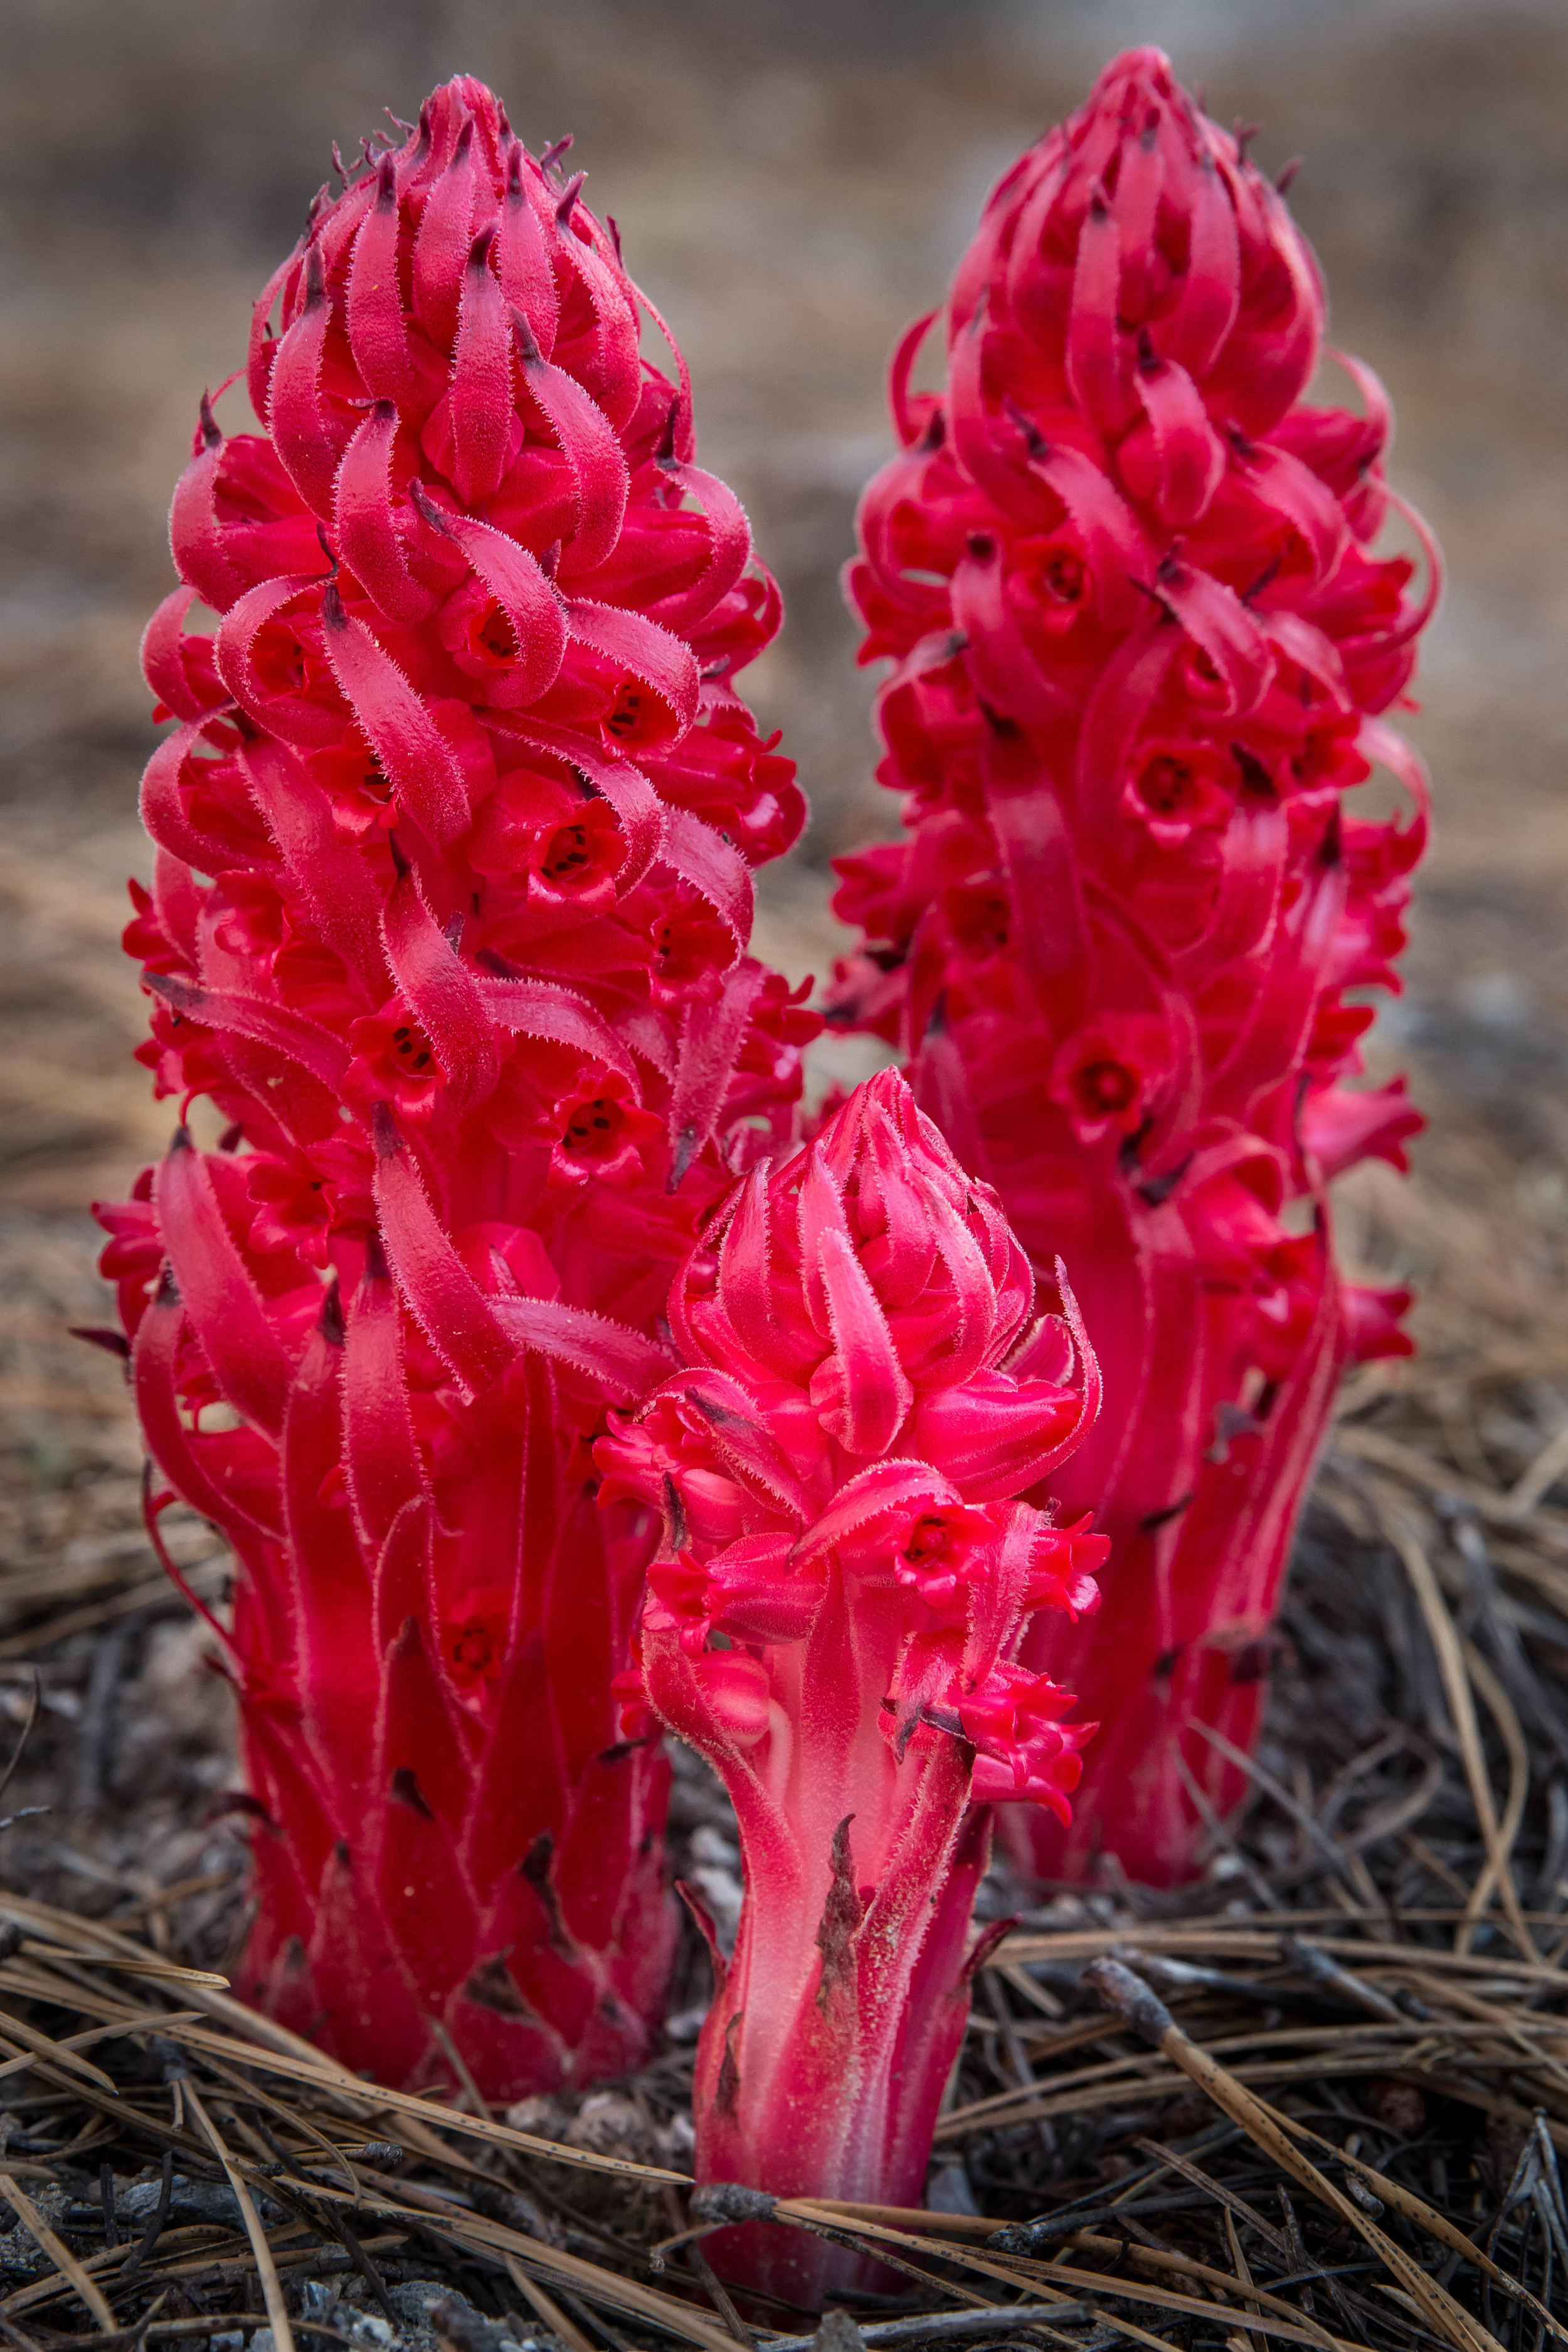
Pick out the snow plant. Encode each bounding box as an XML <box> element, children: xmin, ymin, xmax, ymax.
<box><xmin>596</xmin><ymin>1069</ymin><xmax>1106</xmax><ymax>2302</ymax></box>
<box><xmin>95</xmin><ymin>76</ymin><xmax>815</xmax><ymax>2095</ymax></box>
<box><xmin>829</xmin><ymin>48</ymin><xmax>1436</xmax><ymax>1885</ymax></box>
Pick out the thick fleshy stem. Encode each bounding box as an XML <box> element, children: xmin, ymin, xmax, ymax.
<box><xmin>98</xmin><ymin>76</ymin><xmax>816</xmax><ymax>2096</ymax></box>
<box><xmin>596</xmin><ymin>1071</ymin><xmax>1106</xmax><ymax>2303</ymax></box>
<box><xmin>829</xmin><ymin>48</ymin><xmax>1435</xmax><ymax>1885</ymax></box>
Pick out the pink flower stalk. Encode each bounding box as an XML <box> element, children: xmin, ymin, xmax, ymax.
<box><xmin>829</xmin><ymin>50</ymin><xmax>1435</xmax><ymax>1887</ymax></box>
<box><xmin>595</xmin><ymin>1069</ymin><xmax>1106</xmax><ymax>2304</ymax></box>
<box><xmin>95</xmin><ymin>77</ymin><xmax>815</xmax><ymax>2095</ymax></box>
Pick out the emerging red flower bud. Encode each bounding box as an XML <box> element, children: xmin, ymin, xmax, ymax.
<box><xmin>830</xmin><ymin>48</ymin><xmax>1436</xmax><ymax>1885</ymax></box>
<box><xmin>596</xmin><ymin>1070</ymin><xmax>1106</xmax><ymax>2303</ymax></box>
<box><xmin>99</xmin><ymin>77</ymin><xmax>816</xmax><ymax>2095</ymax></box>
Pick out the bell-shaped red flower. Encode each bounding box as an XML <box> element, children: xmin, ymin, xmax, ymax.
<box><xmin>97</xmin><ymin>77</ymin><xmax>816</xmax><ymax>2096</ymax></box>
<box><xmin>596</xmin><ymin>1070</ymin><xmax>1105</xmax><ymax>2304</ymax></box>
<box><xmin>830</xmin><ymin>48</ymin><xmax>1435</xmax><ymax>1885</ymax></box>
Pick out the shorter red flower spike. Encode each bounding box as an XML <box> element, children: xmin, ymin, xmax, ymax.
<box><xmin>596</xmin><ymin>1069</ymin><xmax>1106</xmax><ymax>2305</ymax></box>
<box><xmin>830</xmin><ymin>49</ymin><xmax>1437</xmax><ymax>1887</ymax></box>
<box><xmin>98</xmin><ymin>76</ymin><xmax>817</xmax><ymax>2099</ymax></box>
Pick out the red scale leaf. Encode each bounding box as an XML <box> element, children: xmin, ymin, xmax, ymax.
<box><xmin>318</xmin><ymin>588</ymin><xmax>470</xmax><ymax>841</ymax></box>
<box><xmin>347</xmin><ymin>158</ymin><xmax>423</xmax><ymax>407</ymax></box>
<box><xmin>336</xmin><ymin>403</ymin><xmax>440</xmax><ymax>625</ymax></box>
<box><xmin>156</xmin><ymin>1133</ymin><xmax>296</xmax><ymax>1441</ymax></box>
<box><xmin>268</xmin><ymin>243</ymin><xmax>348</xmax><ymax>519</ymax></box>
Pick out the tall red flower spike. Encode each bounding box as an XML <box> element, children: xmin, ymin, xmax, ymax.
<box><xmin>596</xmin><ymin>1069</ymin><xmax>1106</xmax><ymax>2304</ymax></box>
<box><xmin>95</xmin><ymin>77</ymin><xmax>815</xmax><ymax>2095</ymax></box>
<box><xmin>829</xmin><ymin>49</ymin><xmax>1434</xmax><ymax>1887</ymax></box>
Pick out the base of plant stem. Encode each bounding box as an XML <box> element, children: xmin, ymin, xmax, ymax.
<box><xmin>702</xmin><ymin>2220</ymin><xmax>912</xmax><ymax>2315</ymax></box>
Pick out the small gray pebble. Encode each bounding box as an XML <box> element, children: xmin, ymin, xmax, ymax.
<box><xmin>119</xmin><ymin>2174</ymin><xmax>283</xmax><ymax>2230</ymax></box>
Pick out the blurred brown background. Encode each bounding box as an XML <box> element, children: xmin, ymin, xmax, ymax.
<box><xmin>0</xmin><ymin>0</ymin><xmax>1565</xmax><ymax>1882</ymax></box>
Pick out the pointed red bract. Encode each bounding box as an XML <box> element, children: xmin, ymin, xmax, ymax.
<box><xmin>830</xmin><ymin>49</ymin><xmax>1434</xmax><ymax>1885</ymax></box>
<box><xmin>99</xmin><ymin>77</ymin><xmax>815</xmax><ymax>2095</ymax></box>
<box><xmin>596</xmin><ymin>1070</ymin><xmax>1105</xmax><ymax>2304</ymax></box>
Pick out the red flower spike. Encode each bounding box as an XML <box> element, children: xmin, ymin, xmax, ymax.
<box><xmin>97</xmin><ymin>77</ymin><xmax>814</xmax><ymax>2098</ymax></box>
<box><xmin>830</xmin><ymin>48</ymin><xmax>1436</xmax><ymax>1887</ymax></box>
<box><xmin>596</xmin><ymin>1070</ymin><xmax>1106</xmax><ymax>2304</ymax></box>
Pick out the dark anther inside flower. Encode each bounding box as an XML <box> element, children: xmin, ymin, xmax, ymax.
<box><xmin>1038</xmin><ymin>546</ymin><xmax>1084</xmax><ymax>603</ymax></box>
<box><xmin>538</xmin><ymin>824</ymin><xmax>594</xmax><ymax>886</ymax></box>
<box><xmin>1124</xmin><ymin>741</ymin><xmax>1234</xmax><ymax>842</ymax></box>
<box><xmin>945</xmin><ymin>883</ymin><xmax>1011</xmax><ymax>960</ymax></box>
<box><xmin>251</xmin><ymin>628</ymin><xmax>309</xmax><ymax>696</ymax></box>
<box><xmin>452</xmin><ymin>1619</ymin><xmax>497</xmax><ymax>1675</ymax></box>
<box><xmin>470</xmin><ymin>601</ymin><xmax>521</xmax><ymax>666</ymax></box>
<box><xmin>317</xmin><ymin>732</ymin><xmax>401</xmax><ymax>836</ymax></box>
<box><xmin>902</xmin><ymin>1513</ymin><xmax>948</xmax><ymax>1564</ymax></box>
<box><xmin>1138</xmin><ymin>751</ymin><xmax>1202</xmax><ymax>816</ymax></box>
<box><xmin>650</xmin><ymin>895</ymin><xmax>732</xmax><ymax>999</ymax></box>
<box><xmin>445</xmin><ymin>1590</ymin><xmax>512</xmax><ymax>1705</ymax></box>
<box><xmin>391</xmin><ymin>1020</ymin><xmax>436</xmax><ymax>1076</ymax></box>
<box><xmin>1028</xmin><ymin>537</ymin><xmax>1088</xmax><ymax>618</ymax></box>
<box><xmin>1182</xmin><ymin>645</ymin><xmax>1231</xmax><ymax>707</ymax></box>
<box><xmin>1049</xmin><ymin>1016</ymin><xmax>1172</xmax><ymax>1145</ymax></box>
<box><xmin>606</xmin><ymin>680</ymin><xmax>647</xmax><ymax>740</ymax></box>
<box><xmin>1074</xmin><ymin>1058</ymin><xmax>1138</xmax><ymax>1119</ymax></box>
<box><xmin>561</xmin><ymin>1096</ymin><xmax>623</xmax><ymax>1158</ymax></box>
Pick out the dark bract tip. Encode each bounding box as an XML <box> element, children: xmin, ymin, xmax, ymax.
<box><xmin>407</xmin><ymin>479</ymin><xmax>450</xmax><ymax>534</ymax></box>
<box><xmin>554</xmin><ymin>169</ymin><xmax>586</xmax><ymax>230</ymax></box>
<box><xmin>370</xmin><ymin>1101</ymin><xmax>401</xmax><ymax>1159</ymax></box>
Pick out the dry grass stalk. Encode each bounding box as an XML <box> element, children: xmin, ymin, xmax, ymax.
<box><xmin>1081</xmin><ymin>1958</ymin><xmax>1502</xmax><ymax>2352</ymax></box>
<box><xmin>1370</xmin><ymin>1503</ymin><xmax>1536</xmax><ymax>1960</ymax></box>
<box><xmin>180</xmin><ymin>2084</ymin><xmax>297</xmax><ymax>2352</ymax></box>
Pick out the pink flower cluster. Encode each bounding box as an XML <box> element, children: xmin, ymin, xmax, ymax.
<box><xmin>597</xmin><ymin>1069</ymin><xmax>1106</xmax><ymax>2302</ymax></box>
<box><xmin>829</xmin><ymin>47</ymin><xmax>1434</xmax><ymax>1884</ymax></box>
<box><xmin>96</xmin><ymin>75</ymin><xmax>815</xmax><ymax>2095</ymax></box>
